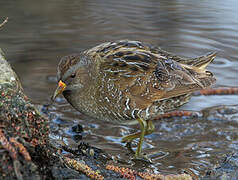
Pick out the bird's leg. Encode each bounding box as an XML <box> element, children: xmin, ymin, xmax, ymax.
<box><xmin>122</xmin><ymin>132</ymin><xmax>141</xmax><ymax>143</ymax></box>
<box><xmin>146</xmin><ymin>120</ymin><xmax>155</xmax><ymax>135</ymax></box>
<box><xmin>135</xmin><ymin>117</ymin><xmax>147</xmax><ymax>157</ymax></box>
<box><xmin>122</xmin><ymin>120</ymin><xmax>155</xmax><ymax>143</ymax></box>
<box><xmin>122</xmin><ymin>119</ymin><xmax>155</xmax><ymax>157</ymax></box>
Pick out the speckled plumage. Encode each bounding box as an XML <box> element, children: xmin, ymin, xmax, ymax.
<box><xmin>56</xmin><ymin>40</ymin><xmax>216</xmax><ymax>124</ymax></box>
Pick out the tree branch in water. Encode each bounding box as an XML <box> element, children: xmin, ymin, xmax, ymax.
<box><xmin>0</xmin><ymin>17</ymin><xmax>8</xmax><ymax>29</ymax></box>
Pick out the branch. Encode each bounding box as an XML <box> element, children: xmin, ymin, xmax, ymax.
<box><xmin>0</xmin><ymin>17</ymin><xmax>8</xmax><ymax>29</ymax></box>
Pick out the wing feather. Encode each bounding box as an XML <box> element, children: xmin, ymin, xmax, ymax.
<box><xmin>85</xmin><ymin>40</ymin><xmax>215</xmax><ymax>108</ymax></box>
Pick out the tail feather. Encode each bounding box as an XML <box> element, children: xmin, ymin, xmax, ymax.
<box><xmin>188</xmin><ymin>52</ymin><xmax>217</xmax><ymax>69</ymax></box>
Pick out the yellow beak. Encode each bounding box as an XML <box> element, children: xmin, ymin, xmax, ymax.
<box><xmin>51</xmin><ymin>80</ymin><xmax>66</xmax><ymax>101</ymax></box>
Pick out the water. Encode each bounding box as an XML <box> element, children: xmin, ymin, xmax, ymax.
<box><xmin>1</xmin><ymin>0</ymin><xmax>238</xmax><ymax>176</ymax></box>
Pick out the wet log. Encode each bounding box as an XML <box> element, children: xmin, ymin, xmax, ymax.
<box><xmin>0</xmin><ymin>48</ymin><xmax>53</xmax><ymax>179</ymax></box>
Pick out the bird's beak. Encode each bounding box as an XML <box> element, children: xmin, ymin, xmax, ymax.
<box><xmin>51</xmin><ymin>80</ymin><xmax>66</xmax><ymax>101</ymax></box>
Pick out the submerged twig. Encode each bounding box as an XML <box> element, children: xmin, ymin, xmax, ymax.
<box><xmin>0</xmin><ymin>17</ymin><xmax>8</xmax><ymax>29</ymax></box>
<box><xmin>193</xmin><ymin>87</ymin><xmax>238</xmax><ymax>96</ymax></box>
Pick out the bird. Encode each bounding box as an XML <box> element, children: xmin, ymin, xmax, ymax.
<box><xmin>52</xmin><ymin>40</ymin><xmax>216</xmax><ymax>157</ymax></box>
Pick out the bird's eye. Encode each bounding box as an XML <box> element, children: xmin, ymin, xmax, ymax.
<box><xmin>70</xmin><ymin>73</ymin><xmax>76</xmax><ymax>78</ymax></box>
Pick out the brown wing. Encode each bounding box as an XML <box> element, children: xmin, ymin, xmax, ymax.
<box><xmin>86</xmin><ymin>40</ymin><xmax>215</xmax><ymax>109</ymax></box>
<box><xmin>152</xmin><ymin>58</ymin><xmax>216</xmax><ymax>99</ymax></box>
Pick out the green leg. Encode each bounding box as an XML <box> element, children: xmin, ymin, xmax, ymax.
<box><xmin>135</xmin><ymin>117</ymin><xmax>147</xmax><ymax>157</ymax></box>
<box><xmin>146</xmin><ymin>120</ymin><xmax>155</xmax><ymax>135</ymax></box>
<box><xmin>122</xmin><ymin>119</ymin><xmax>155</xmax><ymax>157</ymax></box>
<box><xmin>121</xmin><ymin>132</ymin><xmax>142</xmax><ymax>143</ymax></box>
<box><xmin>122</xmin><ymin>120</ymin><xmax>155</xmax><ymax>142</ymax></box>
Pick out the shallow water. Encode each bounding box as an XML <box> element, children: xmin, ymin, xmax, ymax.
<box><xmin>1</xmin><ymin>0</ymin><xmax>238</xmax><ymax>176</ymax></box>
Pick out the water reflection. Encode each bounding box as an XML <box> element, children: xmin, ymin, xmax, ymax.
<box><xmin>1</xmin><ymin>0</ymin><xmax>238</xmax><ymax>176</ymax></box>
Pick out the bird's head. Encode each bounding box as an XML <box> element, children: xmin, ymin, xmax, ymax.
<box><xmin>51</xmin><ymin>54</ymin><xmax>87</xmax><ymax>101</ymax></box>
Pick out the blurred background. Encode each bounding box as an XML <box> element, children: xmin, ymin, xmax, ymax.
<box><xmin>1</xmin><ymin>0</ymin><xmax>238</xmax><ymax>176</ymax></box>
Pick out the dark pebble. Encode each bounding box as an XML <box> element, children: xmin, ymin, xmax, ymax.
<box><xmin>72</xmin><ymin>124</ymin><xmax>83</xmax><ymax>133</ymax></box>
